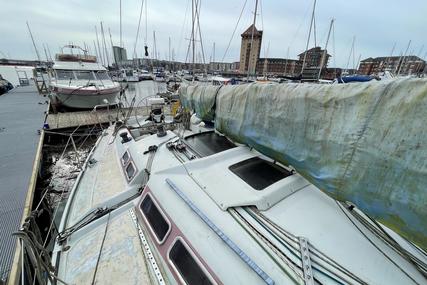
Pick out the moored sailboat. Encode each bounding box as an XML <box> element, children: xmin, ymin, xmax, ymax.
<box><xmin>46</xmin><ymin>79</ymin><xmax>427</xmax><ymax>285</ymax></box>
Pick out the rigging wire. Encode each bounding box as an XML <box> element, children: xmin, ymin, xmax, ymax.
<box><xmin>287</xmin><ymin>0</ymin><xmax>312</xmax><ymax>58</ymax></box>
<box><xmin>144</xmin><ymin>0</ymin><xmax>148</xmax><ymax>45</ymax></box>
<box><xmin>90</xmin><ymin>213</ymin><xmax>111</xmax><ymax>285</ymax></box>
<box><xmin>177</xmin><ymin>0</ymin><xmax>191</xmax><ymax>62</ymax></box>
<box><xmin>133</xmin><ymin>0</ymin><xmax>145</xmax><ymax>59</ymax></box>
<box><xmin>259</xmin><ymin>0</ymin><xmax>264</xmax><ymax>33</ymax></box>
<box><xmin>336</xmin><ymin>201</ymin><xmax>423</xmax><ymax>285</ymax></box>
<box><xmin>221</xmin><ymin>0</ymin><xmax>248</xmax><ymax>62</ymax></box>
<box><xmin>195</xmin><ymin>0</ymin><xmax>206</xmax><ymax>65</ymax></box>
<box><xmin>184</xmin><ymin>0</ymin><xmax>196</xmax><ymax>65</ymax></box>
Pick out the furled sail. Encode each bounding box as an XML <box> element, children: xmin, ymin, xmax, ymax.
<box><xmin>179</xmin><ymin>79</ymin><xmax>427</xmax><ymax>251</ymax></box>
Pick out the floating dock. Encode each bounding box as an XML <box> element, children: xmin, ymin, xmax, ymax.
<box><xmin>46</xmin><ymin>105</ymin><xmax>175</xmax><ymax>130</ymax></box>
<box><xmin>0</xmin><ymin>85</ymin><xmax>46</xmax><ymax>283</ymax></box>
<box><xmin>46</xmin><ymin>106</ymin><xmax>150</xmax><ymax>129</ymax></box>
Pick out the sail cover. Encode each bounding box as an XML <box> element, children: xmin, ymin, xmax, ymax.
<box><xmin>179</xmin><ymin>79</ymin><xmax>427</xmax><ymax>251</ymax></box>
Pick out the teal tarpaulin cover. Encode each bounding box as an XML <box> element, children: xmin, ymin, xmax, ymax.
<box><xmin>180</xmin><ymin>79</ymin><xmax>427</xmax><ymax>251</ymax></box>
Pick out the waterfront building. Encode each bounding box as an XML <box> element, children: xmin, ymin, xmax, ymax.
<box><xmin>358</xmin><ymin>56</ymin><xmax>426</xmax><ymax>75</ymax></box>
<box><xmin>113</xmin><ymin>46</ymin><xmax>128</xmax><ymax>64</ymax></box>
<box><xmin>256</xmin><ymin>58</ymin><xmax>302</xmax><ymax>76</ymax></box>
<box><xmin>239</xmin><ymin>24</ymin><xmax>263</xmax><ymax>75</ymax></box>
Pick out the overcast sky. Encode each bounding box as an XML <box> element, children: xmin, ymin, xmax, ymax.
<box><xmin>1</xmin><ymin>0</ymin><xmax>426</xmax><ymax>67</ymax></box>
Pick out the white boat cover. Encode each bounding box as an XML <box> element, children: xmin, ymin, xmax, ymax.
<box><xmin>179</xmin><ymin>79</ymin><xmax>427</xmax><ymax>251</ymax></box>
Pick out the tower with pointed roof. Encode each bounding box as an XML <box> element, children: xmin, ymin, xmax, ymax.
<box><xmin>239</xmin><ymin>24</ymin><xmax>263</xmax><ymax>75</ymax></box>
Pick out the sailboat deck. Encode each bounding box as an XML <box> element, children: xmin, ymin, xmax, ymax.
<box><xmin>66</xmin><ymin>131</ymin><xmax>127</xmax><ymax>227</ymax></box>
<box><xmin>56</xmin><ymin>202</ymin><xmax>151</xmax><ymax>284</ymax></box>
<box><xmin>51</xmin><ymin>123</ymin><xmax>427</xmax><ymax>285</ymax></box>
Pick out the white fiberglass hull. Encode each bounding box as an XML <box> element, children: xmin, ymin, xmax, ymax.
<box><xmin>53</xmin><ymin>91</ymin><xmax>119</xmax><ymax>108</ymax></box>
<box><xmin>51</xmin><ymin>86</ymin><xmax>121</xmax><ymax>108</ymax></box>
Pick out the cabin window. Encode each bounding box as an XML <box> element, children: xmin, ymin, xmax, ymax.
<box><xmin>169</xmin><ymin>238</ymin><xmax>213</xmax><ymax>285</ymax></box>
<box><xmin>229</xmin><ymin>157</ymin><xmax>292</xmax><ymax>190</ymax></box>
<box><xmin>122</xmin><ymin>151</ymin><xmax>130</xmax><ymax>166</ymax></box>
<box><xmin>75</xmin><ymin>71</ymin><xmax>95</xmax><ymax>80</ymax></box>
<box><xmin>125</xmin><ymin>162</ymin><xmax>136</xmax><ymax>180</ymax></box>
<box><xmin>140</xmin><ymin>194</ymin><xmax>170</xmax><ymax>243</ymax></box>
<box><xmin>56</xmin><ymin>70</ymin><xmax>75</xmax><ymax>80</ymax></box>
<box><xmin>96</xmin><ymin>71</ymin><xmax>110</xmax><ymax>80</ymax></box>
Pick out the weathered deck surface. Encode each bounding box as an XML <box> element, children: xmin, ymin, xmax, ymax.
<box><xmin>46</xmin><ymin>105</ymin><xmax>174</xmax><ymax>129</ymax></box>
<box><xmin>0</xmin><ymin>85</ymin><xmax>46</xmax><ymax>281</ymax></box>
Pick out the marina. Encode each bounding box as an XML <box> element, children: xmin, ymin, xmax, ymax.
<box><xmin>0</xmin><ymin>0</ymin><xmax>427</xmax><ymax>284</ymax></box>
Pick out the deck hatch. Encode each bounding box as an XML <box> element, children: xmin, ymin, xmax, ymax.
<box><xmin>229</xmin><ymin>157</ymin><xmax>292</xmax><ymax>190</ymax></box>
<box><xmin>184</xmin><ymin>131</ymin><xmax>235</xmax><ymax>157</ymax></box>
<box><xmin>140</xmin><ymin>194</ymin><xmax>170</xmax><ymax>243</ymax></box>
<box><xmin>168</xmin><ymin>238</ymin><xmax>213</xmax><ymax>285</ymax></box>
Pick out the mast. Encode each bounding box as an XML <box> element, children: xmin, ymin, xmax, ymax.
<box><xmin>169</xmin><ymin>36</ymin><xmax>171</xmax><ymax>62</ymax></box>
<box><xmin>317</xmin><ymin>18</ymin><xmax>334</xmax><ymax>80</ymax></box>
<box><xmin>384</xmin><ymin>42</ymin><xmax>396</xmax><ymax>72</ymax></box>
<box><xmin>191</xmin><ymin>0</ymin><xmax>196</xmax><ymax>73</ymax></box>
<box><xmin>26</xmin><ymin>21</ymin><xmax>41</xmax><ymax>62</ymax></box>
<box><xmin>212</xmin><ymin>42</ymin><xmax>216</xmax><ymax>64</ymax></box>
<box><xmin>120</xmin><ymin>0</ymin><xmax>122</xmax><ymax>47</ymax></box>
<box><xmin>43</xmin><ymin>44</ymin><xmax>49</xmax><ymax>62</ymax></box>
<box><xmin>46</xmin><ymin>44</ymin><xmax>53</xmax><ymax>61</ymax></box>
<box><xmin>153</xmin><ymin>31</ymin><xmax>157</xmax><ymax>61</ymax></box>
<box><xmin>109</xmin><ymin>28</ymin><xmax>118</xmax><ymax>68</ymax></box>
<box><xmin>95</xmin><ymin>25</ymin><xmax>104</xmax><ymax>65</ymax></box>
<box><xmin>263</xmin><ymin>41</ymin><xmax>270</xmax><ymax>79</ymax></box>
<box><xmin>284</xmin><ymin>46</ymin><xmax>290</xmax><ymax>75</ymax></box>
<box><xmin>415</xmin><ymin>45</ymin><xmax>425</xmax><ymax>74</ymax></box>
<box><xmin>397</xmin><ymin>40</ymin><xmax>411</xmax><ymax>76</ymax></box>
<box><xmin>355</xmin><ymin>54</ymin><xmax>361</xmax><ymax>71</ymax></box>
<box><xmin>246</xmin><ymin>0</ymin><xmax>259</xmax><ymax>79</ymax></box>
<box><xmin>301</xmin><ymin>0</ymin><xmax>317</xmax><ymax>76</ymax></box>
<box><xmin>345</xmin><ymin>36</ymin><xmax>355</xmax><ymax>73</ymax></box>
<box><xmin>134</xmin><ymin>0</ymin><xmax>145</xmax><ymax>60</ymax></box>
<box><xmin>93</xmin><ymin>40</ymin><xmax>100</xmax><ymax>63</ymax></box>
<box><xmin>100</xmin><ymin>21</ymin><xmax>110</xmax><ymax>67</ymax></box>
<box><xmin>195</xmin><ymin>0</ymin><xmax>206</xmax><ymax>69</ymax></box>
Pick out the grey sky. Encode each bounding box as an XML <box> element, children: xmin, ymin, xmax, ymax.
<box><xmin>1</xmin><ymin>0</ymin><xmax>426</xmax><ymax>67</ymax></box>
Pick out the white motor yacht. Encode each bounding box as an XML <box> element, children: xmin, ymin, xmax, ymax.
<box><xmin>49</xmin><ymin>45</ymin><xmax>121</xmax><ymax>109</ymax></box>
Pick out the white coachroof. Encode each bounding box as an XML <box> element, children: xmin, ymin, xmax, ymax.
<box><xmin>182</xmin><ymin>147</ymin><xmax>309</xmax><ymax>210</ymax></box>
<box><xmin>52</xmin><ymin>60</ymin><xmax>106</xmax><ymax>71</ymax></box>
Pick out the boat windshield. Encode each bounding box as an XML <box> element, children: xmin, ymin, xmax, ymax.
<box><xmin>56</xmin><ymin>70</ymin><xmax>75</xmax><ymax>80</ymax></box>
<box><xmin>75</xmin><ymin>71</ymin><xmax>95</xmax><ymax>80</ymax></box>
<box><xmin>95</xmin><ymin>71</ymin><xmax>110</xmax><ymax>80</ymax></box>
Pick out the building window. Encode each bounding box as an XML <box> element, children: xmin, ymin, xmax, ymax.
<box><xmin>168</xmin><ymin>238</ymin><xmax>214</xmax><ymax>285</ymax></box>
<box><xmin>140</xmin><ymin>194</ymin><xmax>171</xmax><ymax>243</ymax></box>
<box><xmin>229</xmin><ymin>157</ymin><xmax>293</xmax><ymax>190</ymax></box>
